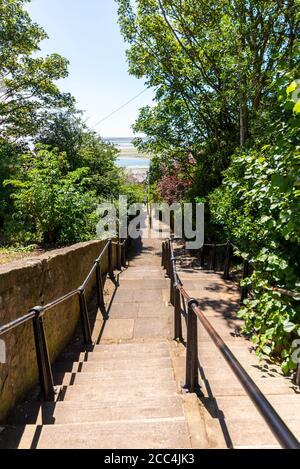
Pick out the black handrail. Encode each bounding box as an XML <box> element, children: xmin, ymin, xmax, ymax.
<box><xmin>162</xmin><ymin>238</ymin><xmax>300</xmax><ymax>450</ymax></box>
<box><xmin>200</xmin><ymin>240</ymin><xmax>299</xmax><ymax>299</ymax></box>
<box><xmin>198</xmin><ymin>239</ymin><xmax>300</xmax><ymax>383</ymax></box>
<box><xmin>0</xmin><ymin>238</ymin><xmax>128</xmax><ymax>401</ymax></box>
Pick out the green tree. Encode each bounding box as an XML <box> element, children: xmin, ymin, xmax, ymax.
<box><xmin>35</xmin><ymin>111</ymin><xmax>86</xmax><ymax>168</ymax></box>
<box><xmin>36</xmin><ymin>111</ymin><xmax>122</xmax><ymax>198</ymax></box>
<box><xmin>117</xmin><ymin>0</ymin><xmax>300</xmax><ymax>374</ymax></box>
<box><xmin>0</xmin><ymin>138</ymin><xmax>25</xmax><ymax>232</ymax></box>
<box><xmin>4</xmin><ymin>146</ymin><xmax>98</xmax><ymax>245</ymax></box>
<box><xmin>209</xmin><ymin>81</ymin><xmax>300</xmax><ymax>372</ymax></box>
<box><xmin>0</xmin><ymin>0</ymin><xmax>73</xmax><ymax>139</ymax></box>
<box><xmin>117</xmin><ymin>0</ymin><xmax>299</xmax><ymax>196</ymax></box>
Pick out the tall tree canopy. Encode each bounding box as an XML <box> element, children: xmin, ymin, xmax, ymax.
<box><xmin>116</xmin><ymin>0</ymin><xmax>300</xmax><ymax>373</ymax></box>
<box><xmin>116</xmin><ymin>0</ymin><xmax>299</xmax><ymax>194</ymax></box>
<box><xmin>0</xmin><ymin>1</ymin><xmax>127</xmax><ymax>246</ymax></box>
<box><xmin>0</xmin><ymin>0</ymin><xmax>73</xmax><ymax>139</ymax></box>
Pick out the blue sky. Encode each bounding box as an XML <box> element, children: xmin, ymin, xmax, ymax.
<box><xmin>27</xmin><ymin>0</ymin><xmax>154</xmax><ymax>137</ymax></box>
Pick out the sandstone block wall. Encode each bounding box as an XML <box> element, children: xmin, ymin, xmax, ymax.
<box><xmin>0</xmin><ymin>239</ymin><xmax>117</xmax><ymax>421</ymax></box>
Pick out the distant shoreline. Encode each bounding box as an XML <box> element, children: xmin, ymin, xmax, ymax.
<box><xmin>118</xmin><ymin>148</ymin><xmax>149</xmax><ymax>156</ymax></box>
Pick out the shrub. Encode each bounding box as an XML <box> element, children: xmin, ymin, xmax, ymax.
<box><xmin>209</xmin><ymin>81</ymin><xmax>300</xmax><ymax>373</ymax></box>
<box><xmin>4</xmin><ymin>146</ymin><xmax>98</xmax><ymax>245</ymax></box>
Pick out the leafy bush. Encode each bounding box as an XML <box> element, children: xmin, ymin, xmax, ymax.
<box><xmin>209</xmin><ymin>82</ymin><xmax>300</xmax><ymax>373</ymax></box>
<box><xmin>36</xmin><ymin>111</ymin><xmax>122</xmax><ymax>198</ymax></box>
<box><xmin>120</xmin><ymin>182</ymin><xmax>146</xmax><ymax>206</ymax></box>
<box><xmin>0</xmin><ymin>139</ymin><xmax>24</xmax><ymax>231</ymax></box>
<box><xmin>4</xmin><ymin>146</ymin><xmax>98</xmax><ymax>245</ymax></box>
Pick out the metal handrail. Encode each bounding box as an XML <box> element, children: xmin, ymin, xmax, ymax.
<box><xmin>199</xmin><ymin>239</ymin><xmax>300</xmax><ymax>382</ymax></box>
<box><xmin>0</xmin><ymin>237</ymin><xmax>128</xmax><ymax>401</ymax></box>
<box><xmin>0</xmin><ymin>311</ymin><xmax>36</xmax><ymax>335</ymax></box>
<box><xmin>199</xmin><ymin>240</ymin><xmax>299</xmax><ymax>299</ymax></box>
<box><xmin>163</xmin><ymin>238</ymin><xmax>300</xmax><ymax>450</ymax></box>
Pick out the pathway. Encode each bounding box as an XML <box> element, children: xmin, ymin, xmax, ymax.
<box><xmin>0</xmin><ymin>230</ymin><xmax>299</xmax><ymax>449</ymax></box>
<box><xmin>170</xmin><ymin>245</ymin><xmax>300</xmax><ymax>449</ymax></box>
<box><xmin>0</xmin><ymin>234</ymin><xmax>194</xmax><ymax>449</ymax></box>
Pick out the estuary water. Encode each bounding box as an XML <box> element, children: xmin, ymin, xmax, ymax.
<box><xmin>115</xmin><ymin>157</ymin><xmax>150</xmax><ymax>168</ymax></box>
<box><xmin>104</xmin><ymin>137</ymin><xmax>150</xmax><ymax>169</ymax></box>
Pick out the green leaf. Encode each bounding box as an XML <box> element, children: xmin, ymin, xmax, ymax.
<box><xmin>283</xmin><ymin>320</ymin><xmax>296</xmax><ymax>333</ymax></box>
<box><xmin>287</xmin><ymin>81</ymin><xmax>297</xmax><ymax>95</ymax></box>
<box><xmin>263</xmin><ymin>345</ymin><xmax>272</xmax><ymax>355</ymax></box>
<box><xmin>293</xmin><ymin>100</ymin><xmax>300</xmax><ymax>114</ymax></box>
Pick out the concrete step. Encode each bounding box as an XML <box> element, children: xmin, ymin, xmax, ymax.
<box><xmin>129</xmin><ymin>261</ymin><xmax>163</xmax><ymax>267</ymax></box>
<box><xmin>173</xmin><ymin>365</ymin><xmax>294</xmax><ymax>396</ymax></box>
<box><xmin>9</xmin><ymin>396</ymin><xmax>183</xmax><ymax>425</ymax></box>
<box><xmin>199</xmin><ymin>375</ymin><xmax>295</xmax><ymax>396</ymax></box>
<box><xmin>221</xmin><ymin>416</ymin><xmax>300</xmax><ymax>447</ymax></box>
<box><xmin>0</xmin><ymin>419</ymin><xmax>192</xmax><ymax>449</ymax></box>
<box><xmin>197</xmin><ymin>362</ymin><xmax>287</xmax><ymax>381</ymax></box>
<box><xmin>58</xmin><ymin>347</ymin><xmax>170</xmax><ymax>362</ymax></box>
<box><xmin>53</xmin><ymin>356</ymin><xmax>172</xmax><ymax>373</ymax></box>
<box><xmin>201</xmin><ymin>394</ymin><xmax>300</xmax><ymax>448</ymax></box>
<box><xmin>123</xmin><ymin>266</ymin><xmax>163</xmax><ymax>270</ymax></box>
<box><xmin>177</xmin><ymin>270</ymin><xmax>223</xmax><ymax>279</ymax></box>
<box><xmin>59</xmin><ymin>381</ymin><xmax>178</xmax><ymax>402</ymax></box>
<box><xmin>58</xmin><ymin>341</ymin><xmax>169</xmax><ymax>355</ymax></box>
<box><xmin>107</xmin><ymin>302</ymin><xmax>171</xmax><ymax>318</ymax></box>
<box><xmin>197</xmin><ymin>351</ymin><xmax>266</xmax><ymax>366</ymax></box>
<box><xmin>121</xmin><ymin>267</ymin><xmax>164</xmax><ymax>277</ymax></box>
<box><xmin>88</xmin><ymin>341</ymin><xmax>168</xmax><ymax>352</ymax></box>
<box><xmin>212</xmin><ymin>394</ymin><xmax>300</xmax><ymax>426</ymax></box>
<box><xmin>119</xmin><ymin>279</ymin><xmax>169</xmax><ymax>289</ymax></box>
<box><xmin>133</xmin><ymin>317</ymin><xmax>170</xmax><ymax>339</ymax></box>
<box><xmin>112</xmin><ymin>289</ymin><xmax>165</xmax><ymax>303</ymax></box>
<box><xmin>53</xmin><ymin>368</ymin><xmax>175</xmax><ymax>386</ymax></box>
<box><xmin>135</xmin><ymin>304</ymin><xmax>172</xmax><ymax>318</ymax></box>
<box><xmin>175</xmin><ymin>280</ymin><xmax>239</xmax><ymax>293</ymax></box>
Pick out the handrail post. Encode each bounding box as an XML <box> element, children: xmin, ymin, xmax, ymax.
<box><xmin>296</xmin><ymin>364</ymin><xmax>300</xmax><ymax>387</ymax></box>
<box><xmin>210</xmin><ymin>244</ymin><xmax>217</xmax><ymax>271</ymax></box>
<box><xmin>224</xmin><ymin>240</ymin><xmax>232</xmax><ymax>280</ymax></box>
<box><xmin>165</xmin><ymin>241</ymin><xmax>169</xmax><ymax>276</ymax></box>
<box><xmin>200</xmin><ymin>245</ymin><xmax>205</xmax><ymax>269</ymax></box>
<box><xmin>78</xmin><ymin>288</ymin><xmax>93</xmax><ymax>345</ymax></box>
<box><xmin>167</xmin><ymin>240</ymin><xmax>172</xmax><ymax>278</ymax></box>
<box><xmin>108</xmin><ymin>239</ymin><xmax>116</xmax><ymax>283</ymax></box>
<box><xmin>161</xmin><ymin>242</ymin><xmax>165</xmax><ymax>268</ymax></box>
<box><xmin>149</xmin><ymin>203</ymin><xmax>152</xmax><ymax>229</ymax></box>
<box><xmin>169</xmin><ymin>257</ymin><xmax>175</xmax><ymax>306</ymax></box>
<box><xmin>165</xmin><ymin>241</ymin><xmax>168</xmax><ymax>269</ymax></box>
<box><xmin>122</xmin><ymin>240</ymin><xmax>127</xmax><ymax>268</ymax></box>
<box><xmin>31</xmin><ymin>306</ymin><xmax>55</xmax><ymax>401</ymax></box>
<box><xmin>174</xmin><ymin>285</ymin><xmax>183</xmax><ymax>342</ymax></box>
<box><xmin>241</xmin><ymin>259</ymin><xmax>250</xmax><ymax>303</ymax></box>
<box><xmin>184</xmin><ymin>299</ymin><xmax>199</xmax><ymax>392</ymax></box>
<box><xmin>117</xmin><ymin>239</ymin><xmax>122</xmax><ymax>270</ymax></box>
<box><xmin>96</xmin><ymin>260</ymin><xmax>107</xmax><ymax>319</ymax></box>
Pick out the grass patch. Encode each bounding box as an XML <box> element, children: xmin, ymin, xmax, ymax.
<box><xmin>0</xmin><ymin>245</ymin><xmax>44</xmax><ymax>265</ymax></box>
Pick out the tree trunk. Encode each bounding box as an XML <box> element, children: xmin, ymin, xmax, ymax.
<box><xmin>240</xmin><ymin>103</ymin><xmax>247</xmax><ymax>149</ymax></box>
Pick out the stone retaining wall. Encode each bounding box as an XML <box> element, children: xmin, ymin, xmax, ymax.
<box><xmin>0</xmin><ymin>240</ymin><xmax>117</xmax><ymax>421</ymax></box>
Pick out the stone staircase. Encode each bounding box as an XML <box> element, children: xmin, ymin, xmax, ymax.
<box><xmin>1</xmin><ymin>231</ymin><xmax>299</xmax><ymax>449</ymax></box>
<box><xmin>170</xmin><ymin>248</ymin><xmax>300</xmax><ymax>449</ymax></box>
<box><xmin>0</xmin><ymin>237</ymin><xmax>194</xmax><ymax>449</ymax></box>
